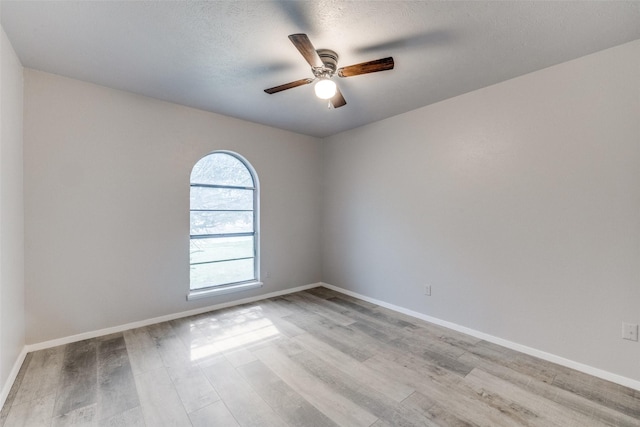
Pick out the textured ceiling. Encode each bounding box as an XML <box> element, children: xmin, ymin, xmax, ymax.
<box><xmin>2</xmin><ymin>1</ymin><xmax>640</xmax><ymax>138</ymax></box>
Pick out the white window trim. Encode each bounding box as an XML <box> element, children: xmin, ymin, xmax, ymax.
<box><xmin>188</xmin><ymin>150</ymin><xmax>260</xmax><ymax>300</ymax></box>
<box><xmin>187</xmin><ymin>281</ymin><xmax>263</xmax><ymax>301</ymax></box>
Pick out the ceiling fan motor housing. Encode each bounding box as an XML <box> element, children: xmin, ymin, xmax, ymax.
<box><xmin>315</xmin><ymin>49</ymin><xmax>339</xmax><ymax>76</ymax></box>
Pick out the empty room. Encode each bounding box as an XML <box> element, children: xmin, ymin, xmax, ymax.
<box><xmin>1</xmin><ymin>1</ymin><xmax>639</xmax><ymax>426</ymax></box>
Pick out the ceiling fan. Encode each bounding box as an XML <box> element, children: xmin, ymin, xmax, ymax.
<box><xmin>264</xmin><ymin>34</ymin><xmax>394</xmax><ymax>108</ymax></box>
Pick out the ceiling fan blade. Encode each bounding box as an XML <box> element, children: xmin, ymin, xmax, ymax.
<box><xmin>330</xmin><ymin>87</ymin><xmax>347</xmax><ymax>108</ymax></box>
<box><xmin>337</xmin><ymin>57</ymin><xmax>394</xmax><ymax>78</ymax></box>
<box><xmin>288</xmin><ymin>33</ymin><xmax>323</xmax><ymax>68</ymax></box>
<box><xmin>264</xmin><ymin>78</ymin><xmax>314</xmax><ymax>94</ymax></box>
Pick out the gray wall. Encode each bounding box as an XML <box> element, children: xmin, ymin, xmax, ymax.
<box><xmin>0</xmin><ymin>27</ymin><xmax>24</xmax><ymax>395</ymax></box>
<box><xmin>322</xmin><ymin>40</ymin><xmax>640</xmax><ymax>381</ymax></box>
<box><xmin>24</xmin><ymin>70</ymin><xmax>323</xmax><ymax>344</ymax></box>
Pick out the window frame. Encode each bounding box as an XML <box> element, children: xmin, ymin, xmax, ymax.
<box><xmin>187</xmin><ymin>150</ymin><xmax>261</xmax><ymax>300</ymax></box>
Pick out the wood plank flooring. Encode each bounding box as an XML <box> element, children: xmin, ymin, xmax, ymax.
<box><xmin>1</xmin><ymin>287</ymin><xmax>639</xmax><ymax>426</ymax></box>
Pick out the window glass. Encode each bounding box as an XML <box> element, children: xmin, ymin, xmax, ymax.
<box><xmin>190</xmin><ymin>187</ymin><xmax>253</xmax><ymax>211</ymax></box>
<box><xmin>190</xmin><ymin>211</ymin><xmax>253</xmax><ymax>236</ymax></box>
<box><xmin>190</xmin><ymin>153</ymin><xmax>254</xmax><ymax>187</ymax></box>
<box><xmin>190</xmin><ymin>259</ymin><xmax>255</xmax><ymax>290</ymax></box>
<box><xmin>189</xmin><ymin>152</ymin><xmax>258</xmax><ymax>292</ymax></box>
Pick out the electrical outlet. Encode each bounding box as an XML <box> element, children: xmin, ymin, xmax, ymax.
<box><xmin>622</xmin><ymin>323</ymin><xmax>638</xmax><ymax>341</ymax></box>
<box><xmin>424</xmin><ymin>285</ymin><xmax>431</xmax><ymax>296</ymax></box>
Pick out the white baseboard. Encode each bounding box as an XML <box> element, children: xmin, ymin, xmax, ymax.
<box><xmin>26</xmin><ymin>282</ymin><xmax>322</xmax><ymax>353</ymax></box>
<box><xmin>0</xmin><ymin>346</ymin><xmax>27</xmax><ymax>410</ymax></box>
<box><xmin>320</xmin><ymin>282</ymin><xmax>640</xmax><ymax>392</ymax></box>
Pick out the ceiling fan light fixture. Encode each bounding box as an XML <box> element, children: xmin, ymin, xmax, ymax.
<box><xmin>314</xmin><ymin>78</ymin><xmax>337</xmax><ymax>99</ymax></box>
<box><xmin>264</xmin><ymin>34</ymin><xmax>394</xmax><ymax>109</ymax></box>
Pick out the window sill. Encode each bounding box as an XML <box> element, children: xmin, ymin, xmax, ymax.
<box><xmin>187</xmin><ymin>281</ymin><xmax>263</xmax><ymax>301</ymax></box>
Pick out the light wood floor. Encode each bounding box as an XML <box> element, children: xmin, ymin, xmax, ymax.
<box><xmin>1</xmin><ymin>287</ymin><xmax>639</xmax><ymax>426</ymax></box>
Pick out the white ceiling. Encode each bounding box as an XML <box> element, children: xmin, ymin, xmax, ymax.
<box><xmin>2</xmin><ymin>1</ymin><xmax>639</xmax><ymax>138</ymax></box>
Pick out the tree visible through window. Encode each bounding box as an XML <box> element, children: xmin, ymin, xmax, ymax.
<box><xmin>190</xmin><ymin>152</ymin><xmax>258</xmax><ymax>292</ymax></box>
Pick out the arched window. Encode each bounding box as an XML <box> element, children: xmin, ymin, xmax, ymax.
<box><xmin>188</xmin><ymin>151</ymin><xmax>260</xmax><ymax>299</ymax></box>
